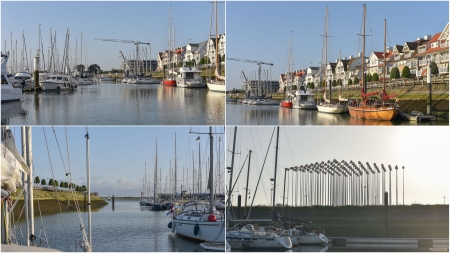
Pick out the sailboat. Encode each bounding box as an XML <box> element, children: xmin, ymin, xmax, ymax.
<box><xmin>226</xmin><ymin>127</ymin><xmax>292</xmax><ymax>250</ymax></box>
<box><xmin>162</xmin><ymin>5</ymin><xmax>177</xmax><ymax>86</ymax></box>
<box><xmin>280</xmin><ymin>33</ymin><xmax>294</xmax><ymax>108</ymax></box>
<box><xmin>151</xmin><ymin>139</ymin><xmax>164</xmax><ymax>211</ymax></box>
<box><xmin>348</xmin><ymin>5</ymin><xmax>399</xmax><ymax>120</ymax></box>
<box><xmin>316</xmin><ymin>7</ymin><xmax>348</xmax><ymax>114</ymax></box>
<box><xmin>1</xmin><ymin>127</ymin><xmax>91</xmax><ymax>252</ymax></box>
<box><xmin>206</xmin><ymin>1</ymin><xmax>226</xmax><ymax>92</ymax></box>
<box><xmin>169</xmin><ymin>127</ymin><xmax>225</xmax><ymax>242</ymax></box>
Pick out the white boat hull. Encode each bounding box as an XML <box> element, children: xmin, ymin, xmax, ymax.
<box><xmin>317</xmin><ymin>103</ymin><xmax>348</xmax><ymax>114</ymax></box>
<box><xmin>291</xmin><ymin>233</ymin><xmax>328</xmax><ymax>245</ymax></box>
<box><xmin>172</xmin><ymin>219</ymin><xmax>225</xmax><ymax>242</ymax></box>
<box><xmin>207</xmin><ymin>82</ymin><xmax>225</xmax><ymax>92</ymax></box>
<box><xmin>252</xmin><ymin>99</ymin><xmax>279</xmax><ymax>105</ymax></box>
<box><xmin>135</xmin><ymin>79</ymin><xmax>160</xmax><ymax>84</ymax></box>
<box><xmin>226</xmin><ymin>232</ymin><xmax>292</xmax><ymax>249</ymax></box>
<box><xmin>40</xmin><ymin>81</ymin><xmax>76</xmax><ymax>91</ymax></box>
<box><xmin>176</xmin><ymin>78</ymin><xmax>205</xmax><ymax>88</ymax></box>
<box><xmin>1</xmin><ymin>85</ymin><xmax>22</xmax><ymax>103</ymax></box>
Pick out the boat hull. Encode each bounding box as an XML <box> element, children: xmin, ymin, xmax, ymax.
<box><xmin>172</xmin><ymin>219</ymin><xmax>225</xmax><ymax>242</ymax></box>
<box><xmin>291</xmin><ymin>233</ymin><xmax>328</xmax><ymax>245</ymax></box>
<box><xmin>163</xmin><ymin>79</ymin><xmax>177</xmax><ymax>86</ymax></box>
<box><xmin>317</xmin><ymin>104</ymin><xmax>348</xmax><ymax>114</ymax></box>
<box><xmin>176</xmin><ymin>78</ymin><xmax>205</xmax><ymax>88</ymax></box>
<box><xmin>207</xmin><ymin>82</ymin><xmax>226</xmax><ymax>92</ymax></box>
<box><xmin>280</xmin><ymin>101</ymin><xmax>293</xmax><ymax>107</ymax></box>
<box><xmin>226</xmin><ymin>233</ymin><xmax>292</xmax><ymax>249</ymax></box>
<box><xmin>1</xmin><ymin>87</ymin><xmax>22</xmax><ymax>103</ymax></box>
<box><xmin>348</xmin><ymin>105</ymin><xmax>399</xmax><ymax>120</ymax></box>
<box><xmin>40</xmin><ymin>81</ymin><xmax>76</xmax><ymax>91</ymax></box>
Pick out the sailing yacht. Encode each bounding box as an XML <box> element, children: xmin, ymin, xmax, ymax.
<box><xmin>170</xmin><ymin>127</ymin><xmax>225</xmax><ymax>242</ymax></box>
<box><xmin>1</xmin><ymin>53</ymin><xmax>23</xmax><ymax>103</ymax></box>
<box><xmin>163</xmin><ymin>5</ymin><xmax>177</xmax><ymax>86</ymax></box>
<box><xmin>206</xmin><ymin>2</ymin><xmax>225</xmax><ymax>92</ymax></box>
<box><xmin>348</xmin><ymin>5</ymin><xmax>399</xmax><ymax>120</ymax></box>
<box><xmin>316</xmin><ymin>7</ymin><xmax>348</xmax><ymax>114</ymax></box>
<box><xmin>280</xmin><ymin>33</ymin><xmax>294</xmax><ymax>108</ymax></box>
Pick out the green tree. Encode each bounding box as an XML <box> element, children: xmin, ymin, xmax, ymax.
<box><xmin>354</xmin><ymin>77</ymin><xmax>359</xmax><ymax>85</ymax></box>
<box><xmin>53</xmin><ymin>180</ymin><xmax>58</xmax><ymax>188</ymax></box>
<box><xmin>337</xmin><ymin>79</ymin><xmax>342</xmax><ymax>86</ymax></box>
<box><xmin>372</xmin><ymin>73</ymin><xmax>379</xmax><ymax>82</ymax></box>
<box><xmin>221</xmin><ymin>54</ymin><xmax>225</xmax><ymax>62</ymax></box>
<box><xmin>41</xmin><ymin>179</ymin><xmax>46</xmax><ymax>186</ymax></box>
<box><xmin>401</xmin><ymin>66</ymin><xmax>411</xmax><ymax>78</ymax></box>
<box><xmin>348</xmin><ymin>78</ymin><xmax>353</xmax><ymax>85</ymax></box>
<box><xmin>75</xmin><ymin>64</ymin><xmax>85</xmax><ymax>74</ymax></box>
<box><xmin>291</xmin><ymin>85</ymin><xmax>298</xmax><ymax>91</ymax></box>
<box><xmin>367</xmin><ymin>73</ymin><xmax>372</xmax><ymax>82</ymax></box>
<box><xmin>35</xmin><ymin>176</ymin><xmax>40</xmax><ymax>185</ymax></box>
<box><xmin>430</xmin><ymin>61</ymin><xmax>439</xmax><ymax>82</ymax></box>
<box><xmin>64</xmin><ymin>182</ymin><xmax>69</xmax><ymax>189</ymax></box>
<box><xmin>332</xmin><ymin>80</ymin><xmax>337</xmax><ymax>87</ymax></box>
<box><xmin>88</xmin><ymin>64</ymin><xmax>101</xmax><ymax>75</ymax></box>
<box><xmin>60</xmin><ymin>182</ymin><xmax>64</xmax><ymax>188</ymax></box>
<box><xmin>390</xmin><ymin>67</ymin><xmax>400</xmax><ymax>79</ymax></box>
<box><xmin>48</xmin><ymin>178</ymin><xmax>53</xmax><ymax>187</ymax></box>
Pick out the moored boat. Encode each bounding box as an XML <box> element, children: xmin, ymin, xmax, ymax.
<box><xmin>176</xmin><ymin>61</ymin><xmax>205</xmax><ymax>88</ymax></box>
<box><xmin>1</xmin><ymin>53</ymin><xmax>23</xmax><ymax>103</ymax></box>
<box><xmin>39</xmin><ymin>74</ymin><xmax>77</xmax><ymax>91</ymax></box>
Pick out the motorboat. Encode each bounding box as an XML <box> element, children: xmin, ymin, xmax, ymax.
<box><xmin>226</xmin><ymin>224</ymin><xmax>292</xmax><ymax>250</ymax></box>
<box><xmin>40</xmin><ymin>74</ymin><xmax>77</xmax><ymax>91</ymax></box>
<box><xmin>176</xmin><ymin>61</ymin><xmax>205</xmax><ymax>88</ymax></box>
<box><xmin>12</xmin><ymin>72</ymin><xmax>33</xmax><ymax>87</ymax></box>
<box><xmin>252</xmin><ymin>98</ymin><xmax>279</xmax><ymax>105</ymax></box>
<box><xmin>98</xmin><ymin>74</ymin><xmax>115</xmax><ymax>81</ymax></box>
<box><xmin>134</xmin><ymin>76</ymin><xmax>160</xmax><ymax>84</ymax></box>
<box><xmin>207</xmin><ymin>80</ymin><xmax>225</xmax><ymax>92</ymax></box>
<box><xmin>293</xmin><ymin>85</ymin><xmax>317</xmax><ymax>109</ymax></box>
<box><xmin>1</xmin><ymin>53</ymin><xmax>23</xmax><ymax>103</ymax></box>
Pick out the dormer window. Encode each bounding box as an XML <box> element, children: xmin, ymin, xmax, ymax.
<box><xmin>431</xmin><ymin>42</ymin><xmax>438</xmax><ymax>48</ymax></box>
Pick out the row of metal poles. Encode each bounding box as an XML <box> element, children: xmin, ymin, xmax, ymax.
<box><xmin>280</xmin><ymin>159</ymin><xmax>404</xmax><ymax>207</ymax></box>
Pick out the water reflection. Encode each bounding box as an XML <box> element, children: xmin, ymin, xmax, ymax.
<box><xmin>2</xmin><ymin>83</ymin><xmax>224</xmax><ymax>125</ymax></box>
<box><xmin>226</xmin><ymin>104</ymin><xmax>448</xmax><ymax>126</ymax></box>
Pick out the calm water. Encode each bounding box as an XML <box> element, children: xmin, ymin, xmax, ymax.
<box><xmin>226</xmin><ymin>104</ymin><xmax>449</xmax><ymax>126</ymax></box>
<box><xmin>1</xmin><ymin>82</ymin><xmax>225</xmax><ymax>125</ymax></box>
<box><xmin>13</xmin><ymin>200</ymin><xmax>204</xmax><ymax>252</ymax></box>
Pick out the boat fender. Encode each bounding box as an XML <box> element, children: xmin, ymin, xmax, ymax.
<box><xmin>168</xmin><ymin>221</ymin><xmax>172</xmax><ymax>229</ymax></box>
<box><xmin>64</xmin><ymin>83</ymin><xmax>66</xmax><ymax>87</ymax></box>
<box><xmin>194</xmin><ymin>224</ymin><xmax>199</xmax><ymax>236</ymax></box>
<box><xmin>208</xmin><ymin>214</ymin><xmax>217</xmax><ymax>222</ymax></box>
<box><xmin>57</xmin><ymin>86</ymin><xmax>61</xmax><ymax>90</ymax></box>
<box><xmin>172</xmin><ymin>222</ymin><xmax>176</xmax><ymax>233</ymax></box>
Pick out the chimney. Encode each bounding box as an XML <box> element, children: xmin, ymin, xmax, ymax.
<box><xmin>349</xmin><ymin>55</ymin><xmax>353</xmax><ymax>59</ymax></box>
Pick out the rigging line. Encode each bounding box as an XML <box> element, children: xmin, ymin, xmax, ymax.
<box><xmin>254</xmin><ymin>127</ymin><xmax>269</xmax><ymax>204</ymax></box>
<box><xmin>230</xmin><ymin>154</ymin><xmax>249</xmax><ymax>195</ymax></box>
<box><xmin>42</xmin><ymin>127</ymin><xmax>71</xmax><ymax>252</ymax></box>
<box><xmin>282</xmin><ymin>127</ymin><xmax>298</xmax><ymax>168</ymax></box>
<box><xmin>51</xmin><ymin>127</ymin><xmax>68</xmax><ymax>174</ymax></box>
<box><xmin>35</xmin><ymin>189</ymin><xmax>50</xmax><ymax>248</ymax></box>
<box><xmin>246</xmin><ymin>127</ymin><xmax>276</xmax><ymax>220</ymax></box>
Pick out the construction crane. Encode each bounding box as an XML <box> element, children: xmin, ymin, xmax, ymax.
<box><xmin>227</xmin><ymin>57</ymin><xmax>273</xmax><ymax>96</ymax></box>
<box><xmin>95</xmin><ymin>38</ymin><xmax>150</xmax><ymax>74</ymax></box>
<box><xmin>119</xmin><ymin>50</ymin><xmax>132</xmax><ymax>76</ymax></box>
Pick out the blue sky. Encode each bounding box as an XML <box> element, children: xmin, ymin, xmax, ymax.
<box><xmin>226</xmin><ymin>126</ymin><xmax>449</xmax><ymax>206</ymax></box>
<box><xmin>1</xmin><ymin>1</ymin><xmax>225</xmax><ymax>72</ymax></box>
<box><xmin>10</xmin><ymin>126</ymin><xmax>225</xmax><ymax>197</ymax></box>
<box><xmin>226</xmin><ymin>1</ymin><xmax>449</xmax><ymax>89</ymax></box>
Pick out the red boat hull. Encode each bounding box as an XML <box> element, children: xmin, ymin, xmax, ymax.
<box><xmin>280</xmin><ymin>101</ymin><xmax>293</xmax><ymax>108</ymax></box>
<box><xmin>163</xmin><ymin>79</ymin><xmax>177</xmax><ymax>86</ymax></box>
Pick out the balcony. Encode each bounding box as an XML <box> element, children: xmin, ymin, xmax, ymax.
<box><xmin>418</xmin><ymin>48</ymin><xmax>426</xmax><ymax>54</ymax></box>
<box><xmin>442</xmin><ymin>54</ymin><xmax>449</xmax><ymax>62</ymax></box>
<box><xmin>439</xmin><ymin>67</ymin><xmax>448</xmax><ymax>73</ymax></box>
<box><xmin>419</xmin><ymin>60</ymin><xmax>427</xmax><ymax>66</ymax></box>
<box><xmin>441</xmin><ymin>42</ymin><xmax>448</xmax><ymax>48</ymax></box>
<box><xmin>404</xmin><ymin>52</ymin><xmax>412</xmax><ymax>58</ymax></box>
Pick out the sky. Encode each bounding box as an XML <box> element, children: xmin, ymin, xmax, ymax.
<box><xmin>226</xmin><ymin>1</ymin><xmax>449</xmax><ymax>89</ymax></box>
<box><xmin>226</xmin><ymin>126</ymin><xmax>449</xmax><ymax>206</ymax></box>
<box><xmin>1</xmin><ymin>1</ymin><xmax>225</xmax><ymax>72</ymax></box>
<box><xmin>9</xmin><ymin>126</ymin><xmax>225</xmax><ymax>197</ymax></box>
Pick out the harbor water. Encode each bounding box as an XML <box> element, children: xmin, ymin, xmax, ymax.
<box><xmin>226</xmin><ymin>104</ymin><xmax>449</xmax><ymax>126</ymax></box>
<box><xmin>1</xmin><ymin>82</ymin><xmax>225</xmax><ymax>125</ymax></box>
<box><xmin>12</xmin><ymin>199</ymin><xmax>205</xmax><ymax>252</ymax></box>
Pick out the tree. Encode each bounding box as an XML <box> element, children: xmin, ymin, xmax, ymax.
<box><xmin>332</xmin><ymin>80</ymin><xmax>337</xmax><ymax>87</ymax></box>
<box><xmin>372</xmin><ymin>73</ymin><xmax>379</xmax><ymax>82</ymax></box>
<box><xmin>41</xmin><ymin>179</ymin><xmax>46</xmax><ymax>186</ymax></box>
<box><xmin>401</xmin><ymin>66</ymin><xmax>411</xmax><ymax>78</ymax></box>
<box><xmin>430</xmin><ymin>61</ymin><xmax>439</xmax><ymax>82</ymax></box>
<box><xmin>60</xmin><ymin>182</ymin><xmax>64</xmax><ymax>188</ymax></box>
<box><xmin>367</xmin><ymin>73</ymin><xmax>372</xmax><ymax>82</ymax></box>
<box><xmin>221</xmin><ymin>54</ymin><xmax>225</xmax><ymax>62</ymax></box>
<box><xmin>48</xmin><ymin>178</ymin><xmax>53</xmax><ymax>187</ymax></box>
<box><xmin>354</xmin><ymin>77</ymin><xmax>359</xmax><ymax>85</ymax></box>
<box><xmin>64</xmin><ymin>182</ymin><xmax>69</xmax><ymax>189</ymax></box>
<box><xmin>348</xmin><ymin>78</ymin><xmax>353</xmax><ymax>85</ymax></box>
<box><xmin>75</xmin><ymin>64</ymin><xmax>85</xmax><ymax>74</ymax></box>
<box><xmin>35</xmin><ymin>176</ymin><xmax>40</xmax><ymax>185</ymax></box>
<box><xmin>88</xmin><ymin>64</ymin><xmax>101</xmax><ymax>75</ymax></box>
<box><xmin>337</xmin><ymin>79</ymin><xmax>342</xmax><ymax>86</ymax></box>
<box><xmin>308</xmin><ymin>82</ymin><xmax>315</xmax><ymax>89</ymax></box>
<box><xmin>291</xmin><ymin>85</ymin><xmax>297</xmax><ymax>91</ymax></box>
<box><xmin>390</xmin><ymin>67</ymin><xmax>400</xmax><ymax>79</ymax></box>
<box><xmin>54</xmin><ymin>180</ymin><xmax>58</xmax><ymax>188</ymax></box>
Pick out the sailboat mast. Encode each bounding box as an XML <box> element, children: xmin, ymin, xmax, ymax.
<box><xmin>272</xmin><ymin>126</ymin><xmax>280</xmax><ymax>212</ymax></box>
<box><xmin>192</xmin><ymin>151</ymin><xmax>195</xmax><ymax>197</ymax></box>
<box><xmin>227</xmin><ymin>126</ymin><xmax>237</xmax><ymax>216</ymax></box>
<box><xmin>154</xmin><ymin>139</ymin><xmax>158</xmax><ymax>202</ymax></box>
<box><xmin>214</xmin><ymin>1</ymin><xmax>219</xmax><ymax>82</ymax></box>
<box><xmin>362</xmin><ymin>4</ymin><xmax>366</xmax><ymax>93</ymax></box>
<box><xmin>85</xmin><ymin>127</ymin><xmax>92</xmax><ymax>251</ymax></box>
<box><xmin>383</xmin><ymin>19</ymin><xmax>386</xmax><ymax>91</ymax></box>
<box><xmin>209</xmin><ymin>126</ymin><xmax>214</xmax><ymax>213</ymax></box>
<box><xmin>324</xmin><ymin>7</ymin><xmax>328</xmax><ymax>94</ymax></box>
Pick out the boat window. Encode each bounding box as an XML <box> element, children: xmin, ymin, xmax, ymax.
<box><xmin>57</xmin><ymin>77</ymin><xmax>62</xmax><ymax>80</ymax></box>
<box><xmin>51</xmin><ymin>76</ymin><xmax>56</xmax><ymax>80</ymax></box>
<box><xmin>1</xmin><ymin>75</ymin><xmax>8</xmax><ymax>84</ymax></box>
<box><xmin>186</xmin><ymin>72</ymin><xmax>194</xmax><ymax>78</ymax></box>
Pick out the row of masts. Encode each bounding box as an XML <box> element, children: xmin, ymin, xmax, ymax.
<box><xmin>141</xmin><ymin>134</ymin><xmax>224</xmax><ymax>201</ymax></box>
